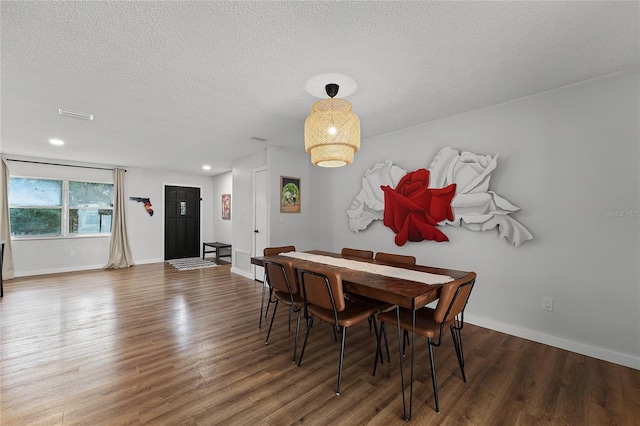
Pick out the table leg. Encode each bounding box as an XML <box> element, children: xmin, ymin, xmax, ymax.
<box><xmin>396</xmin><ymin>307</ymin><xmax>406</xmax><ymax>418</ymax></box>
<box><xmin>397</xmin><ymin>305</ymin><xmax>416</xmax><ymax>421</ymax></box>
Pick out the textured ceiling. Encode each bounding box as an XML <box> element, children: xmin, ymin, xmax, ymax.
<box><xmin>1</xmin><ymin>1</ymin><xmax>638</xmax><ymax>176</ymax></box>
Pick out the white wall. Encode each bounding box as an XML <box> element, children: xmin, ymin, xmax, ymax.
<box><xmin>8</xmin><ymin>160</ymin><xmax>113</xmax><ymax>275</ymax></box>
<box><xmin>211</xmin><ymin>171</ymin><xmax>232</xmax><ymax>244</ymax></box>
<box><xmin>126</xmin><ymin>167</ymin><xmax>215</xmax><ymax>264</ymax></box>
<box><xmin>7</xmin><ymin>160</ymin><xmax>215</xmax><ymax>274</ymax></box>
<box><xmin>229</xmin><ymin>147</ymin><xmax>311</xmax><ymax>277</ymax></box>
<box><xmin>308</xmin><ymin>70</ymin><xmax>640</xmax><ymax>369</ymax></box>
<box><xmin>266</xmin><ymin>146</ymin><xmax>311</xmax><ymax>250</ymax></box>
<box><xmin>231</xmin><ymin>150</ymin><xmax>266</xmax><ymax>277</ymax></box>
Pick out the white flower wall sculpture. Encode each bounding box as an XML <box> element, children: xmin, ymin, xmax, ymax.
<box><xmin>347</xmin><ymin>160</ymin><xmax>407</xmax><ymax>232</ymax></box>
<box><xmin>346</xmin><ymin>147</ymin><xmax>534</xmax><ymax>246</ymax></box>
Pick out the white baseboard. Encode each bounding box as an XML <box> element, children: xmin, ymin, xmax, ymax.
<box><xmin>133</xmin><ymin>258</ymin><xmax>163</xmax><ymax>265</ymax></box>
<box><xmin>466</xmin><ymin>313</ymin><xmax>640</xmax><ymax>370</ymax></box>
<box><xmin>231</xmin><ymin>267</ymin><xmax>254</xmax><ymax>280</ymax></box>
<box><xmin>13</xmin><ymin>263</ymin><xmax>108</xmax><ymax>277</ymax></box>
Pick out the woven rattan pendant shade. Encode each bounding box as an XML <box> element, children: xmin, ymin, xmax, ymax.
<box><xmin>304</xmin><ymin>94</ymin><xmax>360</xmax><ymax>167</ymax></box>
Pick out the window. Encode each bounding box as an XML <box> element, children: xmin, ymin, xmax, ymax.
<box><xmin>68</xmin><ymin>181</ymin><xmax>114</xmax><ymax>234</ymax></box>
<box><xmin>9</xmin><ymin>177</ymin><xmax>113</xmax><ymax>237</ymax></box>
<box><xmin>8</xmin><ymin>178</ymin><xmax>62</xmax><ymax>236</ymax></box>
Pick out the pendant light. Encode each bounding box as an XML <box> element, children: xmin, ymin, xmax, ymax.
<box><xmin>304</xmin><ymin>83</ymin><xmax>360</xmax><ymax>167</ymax></box>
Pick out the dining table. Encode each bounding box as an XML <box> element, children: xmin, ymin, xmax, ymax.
<box><xmin>251</xmin><ymin>250</ymin><xmax>475</xmax><ymax>421</ymax></box>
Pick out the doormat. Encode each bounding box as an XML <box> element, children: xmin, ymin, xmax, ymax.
<box><xmin>167</xmin><ymin>257</ymin><xmax>218</xmax><ymax>271</ymax></box>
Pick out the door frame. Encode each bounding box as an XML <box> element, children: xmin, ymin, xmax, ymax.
<box><xmin>162</xmin><ymin>182</ymin><xmax>203</xmax><ymax>260</ymax></box>
<box><xmin>253</xmin><ymin>166</ymin><xmax>268</xmax><ymax>280</ymax></box>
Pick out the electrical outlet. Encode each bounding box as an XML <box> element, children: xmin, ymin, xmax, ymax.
<box><xmin>70</xmin><ymin>250</ymin><xmax>75</xmax><ymax>257</ymax></box>
<box><xmin>542</xmin><ymin>297</ymin><xmax>553</xmax><ymax>312</ymax></box>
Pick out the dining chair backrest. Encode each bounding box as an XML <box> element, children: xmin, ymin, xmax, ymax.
<box><xmin>433</xmin><ymin>272</ymin><xmax>476</xmax><ymax>327</ymax></box>
<box><xmin>263</xmin><ymin>245</ymin><xmax>296</xmax><ymax>256</ymax></box>
<box><xmin>299</xmin><ymin>267</ymin><xmax>346</xmax><ymax>313</ymax></box>
<box><xmin>341</xmin><ymin>247</ymin><xmax>374</xmax><ymax>259</ymax></box>
<box><xmin>264</xmin><ymin>259</ymin><xmax>299</xmax><ymax>295</ymax></box>
<box><xmin>375</xmin><ymin>252</ymin><xmax>416</xmax><ymax>265</ymax></box>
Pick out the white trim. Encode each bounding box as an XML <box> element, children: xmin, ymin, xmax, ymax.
<box><xmin>231</xmin><ymin>266</ymin><xmax>254</xmax><ymax>279</ymax></box>
<box><xmin>13</xmin><ymin>263</ymin><xmax>109</xmax><ymax>277</ymax></box>
<box><xmin>252</xmin><ymin>166</ymin><xmax>268</xmax><ymax>280</ymax></box>
<box><xmin>466</xmin><ymin>313</ymin><xmax>640</xmax><ymax>370</ymax></box>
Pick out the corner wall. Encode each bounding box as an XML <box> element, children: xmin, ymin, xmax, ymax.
<box><xmin>266</xmin><ymin>146</ymin><xmax>310</xmax><ymax>251</ymax></box>
<box><xmin>309</xmin><ymin>70</ymin><xmax>640</xmax><ymax>369</ymax></box>
<box><xmin>7</xmin><ymin>161</ymin><xmax>215</xmax><ymax>275</ymax></box>
<box><xmin>211</xmin><ymin>171</ymin><xmax>232</xmax><ymax>244</ymax></box>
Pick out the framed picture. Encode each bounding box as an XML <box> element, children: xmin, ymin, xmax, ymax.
<box><xmin>280</xmin><ymin>176</ymin><xmax>301</xmax><ymax>213</ymax></box>
<box><xmin>222</xmin><ymin>193</ymin><xmax>231</xmax><ymax>220</ymax></box>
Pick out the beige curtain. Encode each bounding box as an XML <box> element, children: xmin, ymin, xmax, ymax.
<box><xmin>104</xmin><ymin>168</ymin><xmax>134</xmax><ymax>269</ymax></box>
<box><xmin>0</xmin><ymin>158</ymin><xmax>15</xmax><ymax>279</ymax></box>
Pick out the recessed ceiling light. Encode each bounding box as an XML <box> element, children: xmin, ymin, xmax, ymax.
<box><xmin>58</xmin><ymin>109</ymin><xmax>94</xmax><ymax>120</ymax></box>
<box><xmin>49</xmin><ymin>138</ymin><xmax>64</xmax><ymax>146</ymax></box>
<box><xmin>202</xmin><ymin>165</ymin><xmax>211</xmax><ymax>170</ymax></box>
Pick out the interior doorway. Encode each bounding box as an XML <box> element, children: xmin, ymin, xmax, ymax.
<box><xmin>253</xmin><ymin>168</ymin><xmax>267</xmax><ymax>280</ymax></box>
<box><xmin>164</xmin><ymin>185</ymin><xmax>201</xmax><ymax>260</ymax></box>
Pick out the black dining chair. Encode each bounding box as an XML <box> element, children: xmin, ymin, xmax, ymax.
<box><xmin>374</xmin><ymin>273</ymin><xmax>476</xmax><ymax>412</ymax></box>
<box><xmin>297</xmin><ymin>265</ymin><xmax>380</xmax><ymax>395</ymax></box>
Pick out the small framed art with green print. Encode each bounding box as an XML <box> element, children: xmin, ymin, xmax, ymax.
<box><xmin>280</xmin><ymin>176</ymin><xmax>301</xmax><ymax>213</ymax></box>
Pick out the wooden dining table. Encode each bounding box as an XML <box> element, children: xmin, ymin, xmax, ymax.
<box><xmin>251</xmin><ymin>250</ymin><xmax>475</xmax><ymax>421</ymax></box>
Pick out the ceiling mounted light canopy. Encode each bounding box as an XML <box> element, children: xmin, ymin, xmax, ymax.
<box><xmin>304</xmin><ymin>83</ymin><xmax>360</xmax><ymax>167</ymax></box>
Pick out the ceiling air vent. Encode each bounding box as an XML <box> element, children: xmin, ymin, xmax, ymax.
<box><xmin>58</xmin><ymin>109</ymin><xmax>94</xmax><ymax>120</ymax></box>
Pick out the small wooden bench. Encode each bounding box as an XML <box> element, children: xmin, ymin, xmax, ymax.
<box><xmin>202</xmin><ymin>242</ymin><xmax>232</xmax><ymax>264</ymax></box>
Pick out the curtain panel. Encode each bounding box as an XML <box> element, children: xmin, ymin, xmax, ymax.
<box><xmin>0</xmin><ymin>158</ymin><xmax>15</xmax><ymax>279</ymax></box>
<box><xmin>104</xmin><ymin>168</ymin><xmax>134</xmax><ymax>269</ymax></box>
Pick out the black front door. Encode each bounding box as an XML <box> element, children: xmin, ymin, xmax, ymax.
<box><xmin>164</xmin><ymin>185</ymin><xmax>200</xmax><ymax>260</ymax></box>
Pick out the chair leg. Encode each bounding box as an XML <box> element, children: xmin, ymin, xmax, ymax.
<box><xmin>372</xmin><ymin>322</ymin><xmax>384</xmax><ymax>376</ymax></box>
<box><xmin>265</xmin><ymin>288</ymin><xmax>274</xmax><ymax>317</ymax></box>
<box><xmin>292</xmin><ymin>309</ymin><xmax>301</xmax><ymax>363</ymax></box>
<box><xmin>261</xmin><ymin>286</ymin><xmax>274</xmax><ymax>328</ymax></box>
<box><xmin>450</xmin><ymin>325</ymin><xmax>467</xmax><ymax>382</ymax></box>
<box><xmin>371</xmin><ymin>316</ymin><xmax>383</xmax><ymax>366</ymax></box>
<box><xmin>265</xmin><ymin>300</ymin><xmax>279</xmax><ymax>344</ymax></box>
<box><xmin>427</xmin><ymin>338</ymin><xmax>440</xmax><ymax>413</ymax></box>
<box><xmin>259</xmin><ymin>283</ymin><xmax>267</xmax><ymax>328</ymax></box>
<box><xmin>383</xmin><ymin>323</ymin><xmax>391</xmax><ymax>363</ymax></box>
<box><xmin>371</xmin><ymin>316</ymin><xmax>389</xmax><ymax>363</ymax></box>
<box><xmin>403</xmin><ymin>329</ymin><xmax>410</xmax><ymax>356</ymax></box>
<box><xmin>336</xmin><ymin>326</ymin><xmax>347</xmax><ymax>396</ymax></box>
<box><xmin>297</xmin><ymin>316</ymin><xmax>314</xmax><ymax>367</ymax></box>
<box><xmin>288</xmin><ymin>306</ymin><xmax>292</xmax><ymax>332</ymax></box>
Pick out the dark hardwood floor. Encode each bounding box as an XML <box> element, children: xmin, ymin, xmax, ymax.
<box><xmin>1</xmin><ymin>263</ymin><xmax>638</xmax><ymax>425</ymax></box>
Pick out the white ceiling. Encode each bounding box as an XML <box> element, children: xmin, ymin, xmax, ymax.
<box><xmin>1</xmin><ymin>1</ymin><xmax>638</xmax><ymax>176</ymax></box>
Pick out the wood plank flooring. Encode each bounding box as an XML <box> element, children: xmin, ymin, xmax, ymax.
<box><xmin>1</xmin><ymin>263</ymin><xmax>638</xmax><ymax>425</ymax></box>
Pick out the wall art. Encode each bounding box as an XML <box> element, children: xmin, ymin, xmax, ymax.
<box><xmin>222</xmin><ymin>193</ymin><xmax>231</xmax><ymax>220</ymax></box>
<box><xmin>280</xmin><ymin>176</ymin><xmax>301</xmax><ymax>213</ymax></box>
<box><xmin>130</xmin><ymin>197</ymin><xmax>153</xmax><ymax>216</ymax></box>
<box><xmin>347</xmin><ymin>146</ymin><xmax>533</xmax><ymax>246</ymax></box>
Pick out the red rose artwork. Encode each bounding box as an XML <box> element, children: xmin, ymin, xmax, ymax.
<box><xmin>380</xmin><ymin>168</ymin><xmax>456</xmax><ymax>246</ymax></box>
